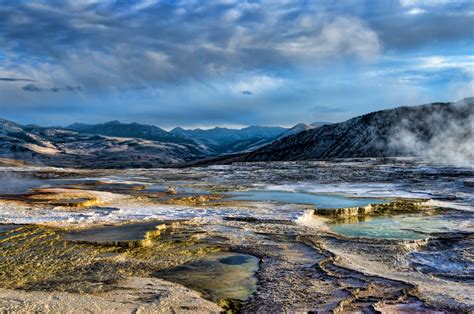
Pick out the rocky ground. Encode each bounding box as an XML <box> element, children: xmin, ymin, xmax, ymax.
<box><xmin>0</xmin><ymin>277</ymin><xmax>222</xmax><ymax>313</ymax></box>
<box><xmin>0</xmin><ymin>159</ymin><xmax>472</xmax><ymax>312</ymax></box>
<box><xmin>0</xmin><ymin>215</ymin><xmax>471</xmax><ymax>313</ymax></box>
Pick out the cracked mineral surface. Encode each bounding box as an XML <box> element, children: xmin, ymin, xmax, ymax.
<box><xmin>0</xmin><ymin>158</ymin><xmax>472</xmax><ymax>312</ymax></box>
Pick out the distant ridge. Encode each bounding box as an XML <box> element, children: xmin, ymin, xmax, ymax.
<box><xmin>69</xmin><ymin>121</ymin><xmax>289</xmax><ymax>155</ymax></box>
<box><xmin>0</xmin><ymin>119</ymin><xmax>289</xmax><ymax>168</ymax></box>
<box><xmin>3</xmin><ymin>99</ymin><xmax>471</xmax><ymax>168</ymax></box>
<box><xmin>170</xmin><ymin>125</ymin><xmax>287</xmax><ymax>154</ymax></box>
<box><xmin>67</xmin><ymin>121</ymin><xmax>192</xmax><ymax>144</ymax></box>
<box><xmin>277</xmin><ymin>122</ymin><xmax>331</xmax><ymax>140</ymax></box>
<box><xmin>184</xmin><ymin>98</ymin><xmax>473</xmax><ymax>167</ymax></box>
<box><xmin>0</xmin><ymin>120</ymin><xmax>207</xmax><ymax>168</ymax></box>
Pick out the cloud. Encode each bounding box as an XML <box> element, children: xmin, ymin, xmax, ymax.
<box><xmin>231</xmin><ymin>75</ymin><xmax>285</xmax><ymax>95</ymax></box>
<box><xmin>417</xmin><ymin>55</ymin><xmax>474</xmax><ymax>72</ymax></box>
<box><xmin>276</xmin><ymin>16</ymin><xmax>380</xmax><ymax>60</ymax></box>
<box><xmin>370</xmin><ymin>0</ymin><xmax>474</xmax><ymax>50</ymax></box>
<box><xmin>0</xmin><ymin>1</ymin><xmax>381</xmax><ymax>94</ymax></box>
<box><xmin>0</xmin><ymin>77</ymin><xmax>36</xmax><ymax>82</ymax></box>
<box><xmin>312</xmin><ymin>104</ymin><xmax>346</xmax><ymax>113</ymax></box>
<box><xmin>21</xmin><ymin>84</ymin><xmax>42</xmax><ymax>92</ymax></box>
<box><xmin>0</xmin><ymin>0</ymin><xmax>472</xmax><ymax>128</ymax></box>
<box><xmin>407</xmin><ymin>8</ymin><xmax>425</xmax><ymax>15</ymax></box>
<box><xmin>131</xmin><ymin>0</ymin><xmax>158</xmax><ymax>12</ymax></box>
<box><xmin>22</xmin><ymin>83</ymin><xmax>82</xmax><ymax>93</ymax></box>
<box><xmin>400</xmin><ymin>0</ymin><xmax>453</xmax><ymax>7</ymax></box>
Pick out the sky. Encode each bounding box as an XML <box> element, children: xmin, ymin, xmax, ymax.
<box><xmin>0</xmin><ymin>0</ymin><xmax>473</xmax><ymax>129</ymax></box>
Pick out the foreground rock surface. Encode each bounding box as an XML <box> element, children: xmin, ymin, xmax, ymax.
<box><xmin>0</xmin><ymin>277</ymin><xmax>222</xmax><ymax>313</ymax></box>
<box><xmin>0</xmin><ymin>159</ymin><xmax>472</xmax><ymax>312</ymax></box>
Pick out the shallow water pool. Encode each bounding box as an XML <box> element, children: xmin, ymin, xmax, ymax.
<box><xmin>62</xmin><ymin>221</ymin><xmax>163</xmax><ymax>245</ymax></box>
<box><xmin>330</xmin><ymin>214</ymin><xmax>471</xmax><ymax>240</ymax></box>
<box><xmin>228</xmin><ymin>190</ymin><xmax>385</xmax><ymax>208</ymax></box>
<box><xmin>154</xmin><ymin>251</ymin><xmax>259</xmax><ymax>302</ymax></box>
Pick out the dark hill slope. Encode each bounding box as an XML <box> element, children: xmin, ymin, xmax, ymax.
<box><xmin>186</xmin><ymin>98</ymin><xmax>473</xmax><ymax>165</ymax></box>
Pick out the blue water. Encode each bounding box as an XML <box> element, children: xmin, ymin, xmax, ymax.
<box><xmin>155</xmin><ymin>252</ymin><xmax>258</xmax><ymax>302</ymax></box>
<box><xmin>146</xmin><ymin>184</ymin><xmax>209</xmax><ymax>194</ymax></box>
<box><xmin>331</xmin><ymin>218</ymin><xmax>425</xmax><ymax>240</ymax></box>
<box><xmin>228</xmin><ymin>190</ymin><xmax>385</xmax><ymax>209</ymax></box>
<box><xmin>330</xmin><ymin>215</ymin><xmax>470</xmax><ymax>240</ymax></box>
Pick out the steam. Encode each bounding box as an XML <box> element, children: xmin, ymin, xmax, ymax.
<box><xmin>389</xmin><ymin>98</ymin><xmax>474</xmax><ymax>167</ymax></box>
<box><xmin>295</xmin><ymin>209</ymin><xmax>330</xmax><ymax>231</ymax></box>
<box><xmin>0</xmin><ymin>172</ymin><xmax>43</xmax><ymax>194</ymax></box>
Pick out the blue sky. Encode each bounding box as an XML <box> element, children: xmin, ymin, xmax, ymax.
<box><xmin>0</xmin><ymin>0</ymin><xmax>473</xmax><ymax>128</ymax></box>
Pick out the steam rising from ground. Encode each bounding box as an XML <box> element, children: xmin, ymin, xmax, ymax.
<box><xmin>390</xmin><ymin>98</ymin><xmax>473</xmax><ymax>167</ymax></box>
<box><xmin>0</xmin><ymin>173</ymin><xmax>43</xmax><ymax>194</ymax></box>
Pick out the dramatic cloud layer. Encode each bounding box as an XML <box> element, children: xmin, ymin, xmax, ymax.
<box><xmin>0</xmin><ymin>0</ymin><xmax>473</xmax><ymax>127</ymax></box>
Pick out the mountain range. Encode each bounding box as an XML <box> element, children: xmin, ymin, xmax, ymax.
<box><xmin>1</xmin><ymin>98</ymin><xmax>471</xmax><ymax>168</ymax></box>
<box><xmin>0</xmin><ymin>117</ymin><xmax>329</xmax><ymax>167</ymax></box>
<box><xmin>0</xmin><ymin>119</ymin><xmax>208</xmax><ymax>168</ymax></box>
<box><xmin>67</xmin><ymin>121</ymin><xmax>293</xmax><ymax>155</ymax></box>
<box><xmin>184</xmin><ymin>98</ymin><xmax>474</xmax><ymax>167</ymax></box>
<box><xmin>275</xmin><ymin>122</ymin><xmax>331</xmax><ymax>140</ymax></box>
<box><xmin>68</xmin><ymin>121</ymin><xmax>192</xmax><ymax>144</ymax></box>
<box><xmin>169</xmin><ymin>125</ymin><xmax>288</xmax><ymax>154</ymax></box>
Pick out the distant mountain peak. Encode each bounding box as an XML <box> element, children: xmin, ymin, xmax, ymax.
<box><xmin>171</xmin><ymin>126</ymin><xmax>185</xmax><ymax>132</ymax></box>
<box><xmin>66</xmin><ymin>120</ymin><xmax>188</xmax><ymax>144</ymax></box>
<box><xmin>201</xmin><ymin>98</ymin><xmax>473</xmax><ymax>167</ymax></box>
<box><xmin>310</xmin><ymin>121</ymin><xmax>332</xmax><ymax>127</ymax></box>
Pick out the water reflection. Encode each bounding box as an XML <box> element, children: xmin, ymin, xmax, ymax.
<box><xmin>155</xmin><ymin>252</ymin><xmax>259</xmax><ymax>302</ymax></box>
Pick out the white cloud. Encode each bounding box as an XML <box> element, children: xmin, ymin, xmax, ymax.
<box><xmin>131</xmin><ymin>0</ymin><xmax>158</xmax><ymax>11</ymax></box>
<box><xmin>145</xmin><ymin>51</ymin><xmax>173</xmax><ymax>70</ymax></box>
<box><xmin>400</xmin><ymin>0</ymin><xmax>453</xmax><ymax>7</ymax></box>
<box><xmin>223</xmin><ymin>8</ymin><xmax>242</xmax><ymax>22</ymax></box>
<box><xmin>417</xmin><ymin>55</ymin><xmax>474</xmax><ymax>100</ymax></box>
<box><xmin>407</xmin><ymin>7</ymin><xmax>426</xmax><ymax>15</ymax></box>
<box><xmin>277</xmin><ymin>16</ymin><xmax>381</xmax><ymax>61</ymax></box>
<box><xmin>418</xmin><ymin>55</ymin><xmax>474</xmax><ymax>73</ymax></box>
<box><xmin>231</xmin><ymin>75</ymin><xmax>285</xmax><ymax>94</ymax></box>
